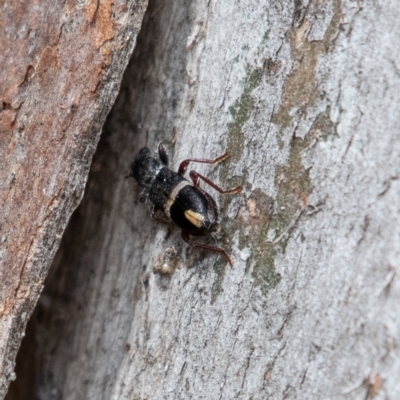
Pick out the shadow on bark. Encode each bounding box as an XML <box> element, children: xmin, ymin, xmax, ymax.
<box><xmin>5</xmin><ymin>0</ymin><xmax>191</xmax><ymax>398</ymax></box>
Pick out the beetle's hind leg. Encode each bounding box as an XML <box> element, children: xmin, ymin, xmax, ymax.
<box><xmin>181</xmin><ymin>231</ymin><xmax>233</xmax><ymax>267</ymax></box>
<box><xmin>189</xmin><ymin>171</ymin><xmax>242</xmax><ymax>194</ymax></box>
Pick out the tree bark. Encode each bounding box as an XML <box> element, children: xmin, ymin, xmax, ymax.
<box><xmin>0</xmin><ymin>0</ymin><xmax>147</xmax><ymax>398</ymax></box>
<box><xmin>5</xmin><ymin>0</ymin><xmax>400</xmax><ymax>399</ymax></box>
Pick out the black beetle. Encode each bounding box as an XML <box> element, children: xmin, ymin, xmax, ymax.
<box><xmin>129</xmin><ymin>144</ymin><xmax>242</xmax><ymax>266</ymax></box>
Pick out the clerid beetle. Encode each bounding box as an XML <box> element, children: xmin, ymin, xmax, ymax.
<box><xmin>129</xmin><ymin>144</ymin><xmax>242</xmax><ymax>266</ymax></box>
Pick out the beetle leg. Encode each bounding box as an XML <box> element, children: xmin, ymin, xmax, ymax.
<box><xmin>178</xmin><ymin>152</ymin><xmax>230</xmax><ymax>176</ymax></box>
<box><xmin>151</xmin><ymin>206</ymin><xmax>173</xmax><ymax>238</ymax></box>
<box><xmin>181</xmin><ymin>231</ymin><xmax>233</xmax><ymax>267</ymax></box>
<box><xmin>189</xmin><ymin>171</ymin><xmax>242</xmax><ymax>194</ymax></box>
<box><xmin>158</xmin><ymin>142</ymin><xmax>169</xmax><ymax>166</ymax></box>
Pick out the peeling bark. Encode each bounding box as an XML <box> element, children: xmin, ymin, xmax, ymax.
<box><xmin>5</xmin><ymin>0</ymin><xmax>400</xmax><ymax>399</ymax></box>
<box><xmin>0</xmin><ymin>0</ymin><xmax>148</xmax><ymax>398</ymax></box>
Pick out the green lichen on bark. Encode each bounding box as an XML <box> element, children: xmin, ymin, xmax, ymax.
<box><xmin>249</xmin><ymin>4</ymin><xmax>342</xmax><ymax>295</ymax></box>
<box><xmin>212</xmin><ymin>2</ymin><xmax>341</xmax><ymax>297</ymax></box>
<box><xmin>250</xmin><ymin>103</ymin><xmax>338</xmax><ymax>294</ymax></box>
<box><xmin>249</xmin><ymin>137</ymin><xmax>312</xmax><ymax>295</ymax></box>
<box><xmin>249</xmin><ymin>2</ymin><xmax>342</xmax><ymax>295</ymax></box>
<box><xmin>226</xmin><ymin>65</ymin><xmax>264</xmax><ymax>163</ymax></box>
<box><xmin>212</xmin><ymin>63</ymin><xmax>266</xmax><ymax>301</ymax></box>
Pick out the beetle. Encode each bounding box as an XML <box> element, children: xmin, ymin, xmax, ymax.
<box><xmin>129</xmin><ymin>143</ymin><xmax>242</xmax><ymax>266</ymax></box>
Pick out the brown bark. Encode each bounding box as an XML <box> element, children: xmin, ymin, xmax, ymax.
<box><xmin>0</xmin><ymin>0</ymin><xmax>148</xmax><ymax>397</ymax></box>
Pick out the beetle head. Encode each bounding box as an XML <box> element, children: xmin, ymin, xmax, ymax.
<box><xmin>130</xmin><ymin>147</ymin><xmax>161</xmax><ymax>188</ymax></box>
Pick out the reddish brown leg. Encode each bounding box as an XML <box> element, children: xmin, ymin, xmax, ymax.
<box><xmin>189</xmin><ymin>171</ymin><xmax>242</xmax><ymax>194</ymax></box>
<box><xmin>182</xmin><ymin>231</ymin><xmax>233</xmax><ymax>267</ymax></box>
<box><xmin>158</xmin><ymin>142</ymin><xmax>169</xmax><ymax>166</ymax></box>
<box><xmin>151</xmin><ymin>206</ymin><xmax>173</xmax><ymax>238</ymax></box>
<box><xmin>178</xmin><ymin>152</ymin><xmax>230</xmax><ymax>176</ymax></box>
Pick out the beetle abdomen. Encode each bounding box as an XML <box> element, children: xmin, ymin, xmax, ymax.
<box><xmin>148</xmin><ymin>167</ymin><xmax>217</xmax><ymax>233</ymax></box>
<box><xmin>169</xmin><ymin>185</ymin><xmax>218</xmax><ymax>234</ymax></box>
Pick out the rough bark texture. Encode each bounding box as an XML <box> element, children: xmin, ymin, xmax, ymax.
<box><xmin>0</xmin><ymin>0</ymin><xmax>148</xmax><ymax>398</ymax></box>
<box><xmin>6</xmin><ymin>0</ymin><xmax>400</xmax><ymax>399</ymax></box>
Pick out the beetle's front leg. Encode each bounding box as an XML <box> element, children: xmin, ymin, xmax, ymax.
<box><xmin>178</xmin><ymin>152</ymin><xmax>230</xmax><ymax>176</ymax></box>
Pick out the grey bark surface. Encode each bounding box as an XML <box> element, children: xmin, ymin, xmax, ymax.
<box><xmin>0</xmin><ymin>0</ymin><xmax>148</xmax><ymax>398</ymax></box>
<box><xmin>6</xmin><ymin>0</ymin><xmax>400</xmax><ymax>399</ymax></box>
